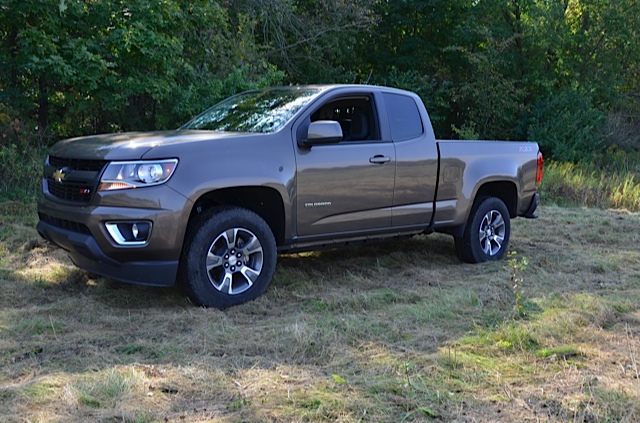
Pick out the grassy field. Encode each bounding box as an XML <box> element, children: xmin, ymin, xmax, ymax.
<box><xmin>1</xmin><ymin>202</ymin><xmax>639</xmax><ymax>422</ymax></box>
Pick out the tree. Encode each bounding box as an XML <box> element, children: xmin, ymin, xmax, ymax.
<box><xmin>0</xmin><ymin>0</ymin><xmax>284</xmax><ymax>141</ymax></box>
<box><xmin>228</xmin><ymin>0</ymin><xmax>376</xmax><ymax>83</ymax></box>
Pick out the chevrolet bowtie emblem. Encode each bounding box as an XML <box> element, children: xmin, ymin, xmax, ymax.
<box><xmin>53</xmin><ymin>169</ymin><xmax>67</xmax><ymax>183</ymax></box>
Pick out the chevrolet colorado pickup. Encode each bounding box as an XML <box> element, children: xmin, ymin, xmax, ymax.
<box><xmin>37</xmin><ymin>85</ymin><xmax>543</xmax><ymax>308</ymax></box>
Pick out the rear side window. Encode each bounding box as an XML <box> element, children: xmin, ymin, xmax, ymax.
<box><xmin>383</xmin><ymin>93</ymin><xmax>424</xmax><ymax>141</ymax></box>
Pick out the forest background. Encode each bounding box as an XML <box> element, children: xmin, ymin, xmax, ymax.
<box><xmin>0</xmin><ymin>0</ymin><xmax>639</xmax><ymax>208</ymax></box>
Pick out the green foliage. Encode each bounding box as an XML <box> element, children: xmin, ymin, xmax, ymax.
<box><xmin>0</xmin><ymin>143</ymin><xmax>47</xmax><ymax>202</ymax></box>
<box><xmin>0</xmin><ymin>0</ymin><xmax>284</xmax><ymax>139</ymax></box>
<box><xmin>1</xmin><ymin>0</ymin><xmax>639</xmax><ymax>164</ymax></box>
<box><xmin>451</xmin><ymin>122</ymin><xmax>480</xmax><ymax>140</ymax></box>
<box><xmin>529</xmin><ymin>88</ymin><xmax>607</xmax><ymax>162</ymax></box>
<box><xmin>359</xmin><ymin>0</ymin><xmax>466</xmax><ymax>137</ymax></box>
<box><xmin>448</xmin><ymin>27</ymin><xmax>528</xmax><ymax>141</ymax></box>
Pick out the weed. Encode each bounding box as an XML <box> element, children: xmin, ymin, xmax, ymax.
<box><xmin>73</xmin><ymin>367</ymin><xmax>147</xmax><ymax>410</ymax></box>
<box><xmin>508</xmin><ymin>251</ymin><xmax>528</xmax><ymax>319</ymax></box>
<box><xmin>78</xmin><ymin>392</ymin><xmax>101</xmax><ymax>408</ymax></box>
<box><xmin>331</xmin><ymin>374</ymin><xmax>347</xmax><ymax>385</ymax></box>
<box><xmin>22</xmin><ymin>382</ymin><xmax>58</xmax><ymax>404</ymax></box>
<box><xmin>227</xmin><ymin>396</ymin><xmax>251</xmax><ymax>411</ymax></box>
<box><xmin>536</xmin><ymin>346</ymin><xmax>582</xmax><ymax>360</ymax></box>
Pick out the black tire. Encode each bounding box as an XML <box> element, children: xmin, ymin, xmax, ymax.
<box><xmin>454</xmin><ymin>197</ymin><xmax>510</xmax><ymax>263</ymax></box>
<box><xmin>179</xmin><ymin>206</ymin><xmax>277</xmax><ymax>308</ymax></box>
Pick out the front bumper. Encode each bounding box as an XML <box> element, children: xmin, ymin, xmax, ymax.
<box><xmin>36</xmin><ymin>186</ymin><xmax>191</xmax><ymax>287</ymax></box>
<box><xmin>37</xmin><ymin>219</ymin><xmax>178</xmax><ymax>286</ymax></box>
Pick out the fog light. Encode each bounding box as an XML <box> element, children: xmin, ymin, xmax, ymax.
<box><xmin>105</xmin><ymin>221</ymin><xmax>152</xmax><ymax>246</ymax></box>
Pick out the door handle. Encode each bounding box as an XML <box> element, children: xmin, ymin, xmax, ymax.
<box><xmin>369</xmin><ymin>155</ymin><xmax>391</xmax><ymax>164</ymax></box>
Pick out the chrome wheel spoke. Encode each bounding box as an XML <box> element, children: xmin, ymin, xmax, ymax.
<box><xmin>240</xmin><ymin>265</ymin><xmax>260</xmax><ymax>284</ymax></box>
<box><xmin>481</xmin><ymin>237</ymin><xmax>491</xmax><ymax>254</ymax></box>
<box><xmin>206</xmin><ymin>252</ymin><xmax>223</xmax><ymax>272</ymax></box>
<box><xmin>480</xmin><ymin>216</ymin><xmax>490</xmax><ymax>233</ymax></box>
<box><xmin>221</xmin><ymin>228</ymin><xmax>237</xmax><ymax>250</ymax></box>
<box><xmin>490</xmin><ymin>238</ymin><xmax>502</xmax><ymax>255</ymax></box>
<box><xmin>240</xmin><ymin>235</ymin><xmax>262</xmax><ymax>255</ymax></box>
<box><xmin>491</xmin><ymin>213</ymin><xmax>505</xmax><ymax>231</ymax></box>
<box><xmin>215</xmin><ymin>272</ymin><xmax>233</xmax><ymax>294</ymax></box>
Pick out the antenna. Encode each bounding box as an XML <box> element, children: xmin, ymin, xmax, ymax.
<box><xmin>364</xmin><ymin>71</ymin><xmax>373</xmax><ymax>85</ymax></box>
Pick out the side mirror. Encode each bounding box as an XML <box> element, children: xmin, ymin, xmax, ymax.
<box><xmin>299</xmin><ymin>121</ymin><xmax>343</xmax><ymax>147</ymax></box>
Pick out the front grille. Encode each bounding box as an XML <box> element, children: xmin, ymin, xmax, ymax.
<box><xmin>47</xmin><ymin>180</ymin><xmax>95</xmax><ymax>203</ymax></box>
<box><xmin>38</xmin><ymin>213</ymin><xmax>91</xmax><ymax>235</ymax></box>
<box><xmin>49</xmin><ymin>156</ymin><xmax>107</xmax><ymax>172</ymax></box>
<box><xmin>46</xmin><ymin>156</ymin><xmax>107</xmax><ymax>204</ymax></box>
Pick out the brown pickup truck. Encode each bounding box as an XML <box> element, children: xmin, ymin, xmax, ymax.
<box><xmin>37</xmin><ymin>85</ymin><xmax>543</xmax><ymax>308</ymax></box>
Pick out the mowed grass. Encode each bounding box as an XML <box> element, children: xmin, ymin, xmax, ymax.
<box><xmin>1</xmin><ymin>202</ymin><xmax>640</xmax><ymax>422</ymax></box>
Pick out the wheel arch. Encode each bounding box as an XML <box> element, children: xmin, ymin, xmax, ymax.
<box><xmin>187</xmin><ymin>186</ymin><xmax>286</xmax><ymax>246</ymax></box>
<box><xmin>474</xmin><ymin>181</ymin><xmax>518</xmax><ymax>218</ymax></box>
<box><xmin>439</xmin><ymin>181</ymin><xmax>517</xmax><ymax>238</ymax></box>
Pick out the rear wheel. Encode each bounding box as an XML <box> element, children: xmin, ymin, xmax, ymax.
<box><xmin>179</xmin><ymin>207</ymin><xmax>277</xmax><ymax>308</ymax></box>
<box><xmin>454</xmin><ymin>197</ymin><xmax>510</xmax><ymax>263</ymax></box>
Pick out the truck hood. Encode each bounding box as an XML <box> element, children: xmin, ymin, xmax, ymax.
<box><xmin>49</xmin><ymin>130</ymin><xmax>249</xmax><ymax>161</ymax></box>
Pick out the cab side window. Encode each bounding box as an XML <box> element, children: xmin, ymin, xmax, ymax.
<box><xmin>383</xmin><ymin>93</ymin><xmax>424</xmax><ymax>141</ymax></box>
<box><xmin>310</xmin><ymin>96</ymin><xmax>379</xmax><ymax>141</ymax></box>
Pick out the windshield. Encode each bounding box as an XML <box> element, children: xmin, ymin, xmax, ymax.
<box><xmin>181</xmin><ymin>88</ymin><xmax>322</xmax><ymax>133</ymax></box>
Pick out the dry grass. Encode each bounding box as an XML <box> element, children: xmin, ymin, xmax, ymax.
<box><xmin>1</xmin><ymin>202</ymin><xmax>640</xmax><ymax>422</ymax></box>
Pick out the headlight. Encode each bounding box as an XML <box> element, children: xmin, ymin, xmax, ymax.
<box><xmin>99</xmin><ymin>159</ymin><xmax>178</xmax><ymax>191</ymax></box>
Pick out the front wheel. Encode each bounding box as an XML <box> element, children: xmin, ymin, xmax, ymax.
<box><xmin>454</xmin><ymin>197</ymin><xmax>510</xmax><ymax>263</ymax></box>
<box><xmin>179</xmin><ymin>207</ymin><xmax>277</xmax><ymax>308</ymax></box>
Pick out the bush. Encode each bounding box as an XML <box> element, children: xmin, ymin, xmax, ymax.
<box><xmin>529</xmin><ymin>88</ymin><xmax>607</xmax><ymax>162</ymax></box>
<box><xmin>0</xmin><ymin>143</ymin><xmax>47</xmax><ymax>203</ymax></box>
<box><xmin>0</xmin><ymin>103</ymin><xmax>49</xmax><ymax>202</ymax></box>
<box><xmin>604</xmin><ymin>111</ymin><xmax>640</xmax><ymax>151</ymax></box>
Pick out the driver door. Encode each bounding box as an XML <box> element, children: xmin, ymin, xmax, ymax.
<box><xmin>294</xmin><ymin>92</ymin><xmax>396</xmax><ymax>237</ymax></box>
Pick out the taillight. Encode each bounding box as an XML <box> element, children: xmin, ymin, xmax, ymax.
<box><xmin>536</xmin><ymin>152</ymin><xmax>544</xmax><ymax>186</ymax></box>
